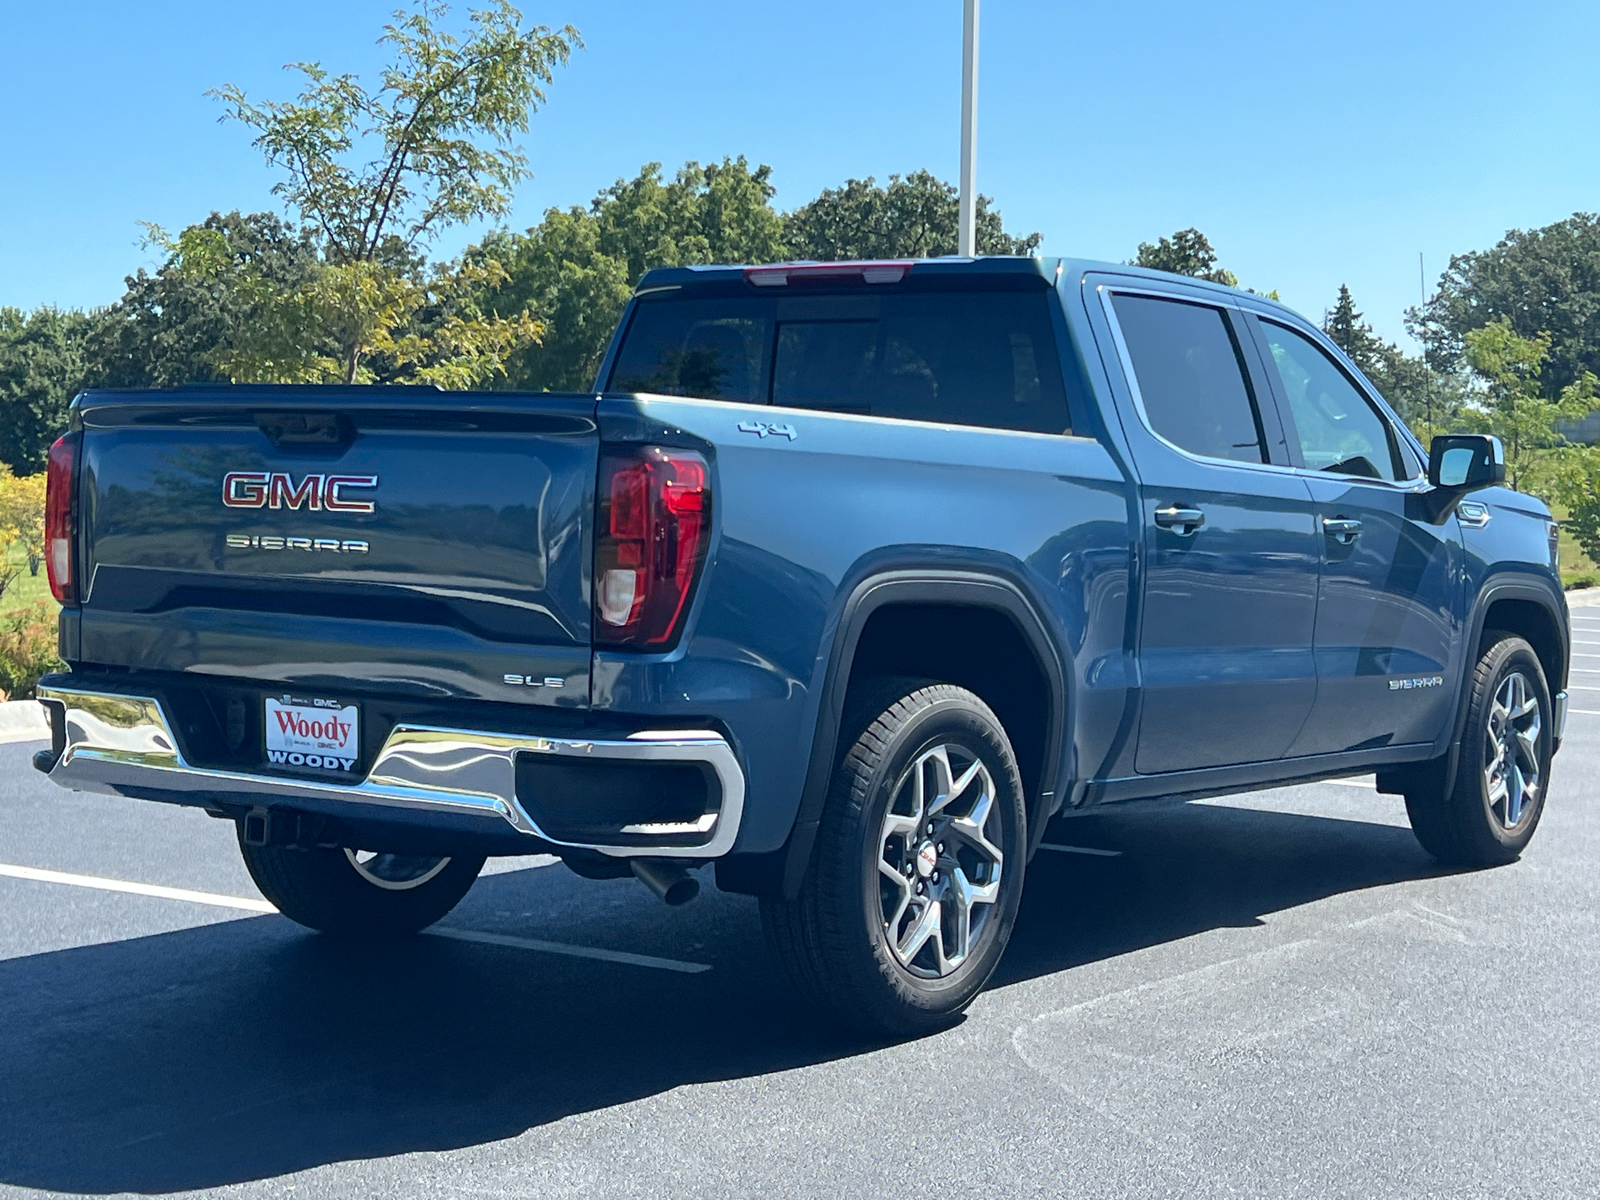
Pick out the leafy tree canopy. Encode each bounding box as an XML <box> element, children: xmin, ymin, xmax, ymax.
<box><xmin>1457</xmin><ymin>318</ymin><xmax>1596</xmax><ymax>495</ymax></box>
<box><xmin>782</xmin><ymin>170</ymin><xmax>1041</xmax><ymax>261</ymax></box>
<box><xmin>465</xmin><ymin>157</ymin><xmax>785</xmax><ymax>392</ymax></box>
<box><xmin>1132</xmin><ymin>228</ymin><xmax>1238</xmax><ymax>287</ymax></box>
<box><xmin>209</xmin><ymin>0</ymin><xmax>579</xmax><ymax>383</ymax></box>
<box><xmin>1411</xmin><ymin>212</ymin><xmax>1600</xmax><ymax>400</ymax></box>
<box><xmin>0</xmin><ymin>306</ymin><xmax>97</xmax><ymax>472</ymax></box>
<box><xmin>87</xmin><ymin>211</ymin><xmax>320</xmax><ymax>390</ymax></box>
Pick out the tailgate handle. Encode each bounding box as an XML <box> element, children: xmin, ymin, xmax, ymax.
<box><xmin>255</xmin><ymin>411</ymin><xmax>353</xmax><ymax>449</ymax></box>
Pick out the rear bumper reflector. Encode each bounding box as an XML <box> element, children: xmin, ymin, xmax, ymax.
<box><xmin>34</xmin><ymin>684</ymin><xmax>745</xmax><ymax>859</ymax></box>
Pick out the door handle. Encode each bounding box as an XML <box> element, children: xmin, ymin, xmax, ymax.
<box><xmin>1154</xmin><ymin>505</ymin><xmax>1205</xmax><ymax>534</ymax></box>
<box><xmin>1322</xmin><ymin>517</ymin><xmax>1363</xmax><ymax>545</ymax></box>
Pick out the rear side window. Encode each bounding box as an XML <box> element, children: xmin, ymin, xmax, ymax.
<box><xmin>609</xmin><ymin>289</ymin><xmax>1072</xmax><ymax>435</ymax></box>
<box><xmin>607</xmin><ymin>301</ymin><xmax>771</xmax><ymax>404</ymax></box>
<box><xmin>1110</xmin><ymin>293</ymin><xmax>1267</xmax><ymax>464</ymax></box>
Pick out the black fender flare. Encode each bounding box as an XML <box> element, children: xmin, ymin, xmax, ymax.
<box><xmin>1411</xmin><ymin>572</ymin><xmax>1570</xmax><ymax>796</ymax></box>
<box><xmin>774</xmin><ymin>569</ymin><xmax>1068</xmax><ymax>900</ymax></box>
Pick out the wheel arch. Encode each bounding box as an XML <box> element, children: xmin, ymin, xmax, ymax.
<box><xmin>771</xmin><ymin>570</ymin><xmax>1068</xmax><ymax>900</ymax></box>
<box><xmin>1434</xmin><ymin>572</ymin><xmax>1569</xmax><ymax>792</ymax></box>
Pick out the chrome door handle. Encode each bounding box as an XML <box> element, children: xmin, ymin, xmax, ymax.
<box><xmin>1322</xmin><ymin>517</ymin><xmax>1363</xmax><ymax>545</ymax></box>
<box><xmin>1154</xmin><ymin>505</ymin><xmax>1205</xmax><ymax>534</ymax></box>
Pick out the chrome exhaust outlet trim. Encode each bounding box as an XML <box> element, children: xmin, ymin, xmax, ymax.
<box><xmin>35</xmin><ymin>684</ymin><xmax>745</xmax><ymax>860</ymax></box>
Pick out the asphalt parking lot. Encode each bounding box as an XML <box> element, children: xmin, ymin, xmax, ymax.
<box><xmin>1</xmin><ymin>607</ymin><xmax>1598</xmax><ymax>1199</ymax></box>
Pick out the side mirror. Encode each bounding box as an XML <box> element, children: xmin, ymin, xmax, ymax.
<box><xmin>1414</xmin><ymin>434</ymin><xmax>1506</xmax><ymax>523</ymax></box>
<box><xmin>1428</xmin><ymin>434</ymin><xmax>1505</xmax><ymax>491</ymax></box>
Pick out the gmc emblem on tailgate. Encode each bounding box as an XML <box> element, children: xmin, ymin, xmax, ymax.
<box><xmin>223</xmin><ymin>472</ymin><xmax>378</xmax><ymax>513</ymax></box>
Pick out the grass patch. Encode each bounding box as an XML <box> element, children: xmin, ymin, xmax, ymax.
<box><xmin>1</xmin><ymin>544</ymin><xmax>55</xmax><ymax>613</ymax></box>
<box><xmin>1553</xmin><ymin>504</ymin><xmax>1600</xmax><ymax>590</ymax></box>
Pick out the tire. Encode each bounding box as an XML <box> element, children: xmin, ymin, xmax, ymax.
<box><xmin>761</xmin><ymin>679</ymin><xmax>1027</xmax><ymax>1038</ymax></box>
<box><xmin>1404</xmin><ymin>633</ymin><xmax>1554</xmax><ymax>867</ymax></box>
<box><xmin>239</xmin><ymin>832</ymin><xmax>485</xmax><ymax>937</ymax></box>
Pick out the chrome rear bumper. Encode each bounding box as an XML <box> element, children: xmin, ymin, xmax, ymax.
<box><xmin>34</xmin><ymin>684</ymin><xmax>744</xmax><ymax>859</ymax></box>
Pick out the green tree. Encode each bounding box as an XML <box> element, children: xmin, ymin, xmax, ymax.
<box><xmin>465</xmin><ymin>157</ymin><xmax>788</xmax><ymax>391</ymax></box>
<box><xmin>782</xmin><ymin>170</ymin><xmax>1040</xmax><ymax>261</ymax></box>
<box><xmin>1554</xmin><ymin>447</ymin><xmax>1600</xmax><ymax>566</ymax></box>
<box><xmin>1323</xmin><ymin>284</ymin><xmax>1382</xmax><ymax>368</ymax></box>
<box><xmin>1411</xmin><ymin>213</ymin><xmax>1600</xmax><ymax>401</ymax></box>
<box><xmin>87</xmin><ymin>211</ymin><xmax>321</xmax><ymax>389</ymax></box>
<box><xmin>210</xmin><ymin>0</ymin><xmax>579</xmax><ymax>383</ymax></box>
<box><xmin>1321</xmin><ymin>283</ymin><xmax>1470</xmax><ymax>441</ymax></box>
<box><xmin>0</xmin><ymin>306</ymin><xmax>97</xmax><ymax>472</ymax></box>
<box><xmin>1132</xmin><ymin>228</ymin><xmax>1237</xmax><ymax>286</ymax></box>
<box><xmin>1458</xmin><ymin>319</ymin><xmax>1596</xmax><ymax>495</ymax></box>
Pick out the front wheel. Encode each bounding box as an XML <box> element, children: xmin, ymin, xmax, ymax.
<box><xmin>239</xmin><ymin>832</ymin><xmax>485</xmax><ymax>937</ymax></box>
<box><xmin>761</xmin><ymin>680</ymin><xmax>1027</xmax><ymax>1037</ymax></box>
<box><xmin>1404</xmin><ymin>633</ymin><xmax>1553</xmax><ymax>867</ymax></box>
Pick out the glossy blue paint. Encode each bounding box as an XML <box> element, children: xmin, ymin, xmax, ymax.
<box><xmin>591</xmin><ymin>393</ymin><xmax>1132</xmax><ymax>854</ymax></box>
<box><xmin>1287</xmin><ymin>474</ymin><xmax>1463</xmax><ymax>755</ymax></box>
<box><xmin>47</xmin><ymin>257</ymin><xmax>1570</xmax><ymax>869</ymax></box>
<box><xmin>72</xmin><ymin>392</ymin><xmax>596</xmax><ymax>706</ymax></box>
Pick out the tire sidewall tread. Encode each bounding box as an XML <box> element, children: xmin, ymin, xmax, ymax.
<box><xmin>763</xmin><ymin>679</ymin><xmax>1027</xmax><ymax>1037</ymax></box>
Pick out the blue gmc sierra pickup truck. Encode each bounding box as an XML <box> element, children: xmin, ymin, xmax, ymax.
<box><xmin>32</xmin><ymin>256</ymin><xmax>1570</xmax><ymax>1034</ymax></box>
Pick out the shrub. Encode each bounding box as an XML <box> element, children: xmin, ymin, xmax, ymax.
<box><xmin>0</xmin><ymin>602</ymin><xmax>61</xmax><ymax>699</ymax></box>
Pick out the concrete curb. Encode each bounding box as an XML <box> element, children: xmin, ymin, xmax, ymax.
<box><xmin>1568</xmin><ymin>588</ymin><xmax>1600</xmax><ymax>608</ymax></box>
<box><xmin>0</xmin><ymin>698</ymin><xmax>47</xmax><ymax>734</ymax></box>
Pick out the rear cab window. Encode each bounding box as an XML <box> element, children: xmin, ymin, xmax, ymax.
<box><xmin>607</xmin><ymin>279</ymin><xmax>1074</xmax><ymax>436</ymax></box>
<box><xmin>1107</xmin><ymin>292</ymin><xmax>1270</xmax><ymax>464</ymax></box>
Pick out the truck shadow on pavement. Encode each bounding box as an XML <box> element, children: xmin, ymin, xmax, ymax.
<box><xmin>0</xmin><ymin>797</ymin><xmax>1451</xmax><ymax>1194</ymax></box>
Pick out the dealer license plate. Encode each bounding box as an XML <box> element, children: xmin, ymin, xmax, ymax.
<box><xmin>264</xmin><ymin>696</ymin><xmax>360</xmax><ymax>773</ymax></box>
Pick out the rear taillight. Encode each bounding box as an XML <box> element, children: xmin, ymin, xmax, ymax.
<box><xmin>45</xmin><ymin>433</ymin><xmax>77</xmax><ymax>604</ymax></box>
<box><xmin>594</xmin><ymin>446</ymin><xmax>710</xmax><ymax>648</ymax></box>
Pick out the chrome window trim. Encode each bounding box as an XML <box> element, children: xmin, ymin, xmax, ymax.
<box><xmin>1095</xmin><ymin>283</ymin><xmax>1289</xmax><ymax>478</ymax></box>
<box><xmin>1097</xmin><ymin>282</ymin><xmax>1435</xmax><ymax>496</ymax></box>
<box><xmin>35</xmin><ymin>684</ymin><xmax>745</xmax><ymax>859</ymax></box>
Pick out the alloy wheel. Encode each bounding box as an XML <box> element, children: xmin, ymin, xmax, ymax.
<box><xmin>876</xmin><ymin>743</ymin><xmax>1004</xmax><ymax>979</ymax></box>
<box><xmin>1483</xmin><ymin>670</ymin><xmax>1542</xmax><ymax>831</ymax></box>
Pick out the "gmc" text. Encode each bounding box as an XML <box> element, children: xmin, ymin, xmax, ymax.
<box><xmin>222</xmin><ymin>472</ymin><xmax>379</xmax><ymax>513</ymax></box>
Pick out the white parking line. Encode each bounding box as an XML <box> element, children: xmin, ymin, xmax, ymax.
<box><xmin>1318</xmin><ymin>777</ymin><xmax>1375</xmax><ymax>789</ymax></box>
<box><xmin>1038</xmin><ymin>844</ymin><xmax>1123</xmax><ymax>857</ymax></box>
<box><xmin>0</xmin><ymin>863</ymin><xmax>275</xmax><ymax>912</ymax></box>
<box><xmin>0</xmin><ymin>862</ymin><xmax>711</xmax><ymax>974</ymax></box>
<box><xmin>424</xmin><ymin>927</ymin><xmax>710</xmax><ymax>974</ymax></box>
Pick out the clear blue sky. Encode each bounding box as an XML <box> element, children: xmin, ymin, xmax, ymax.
<box><xmin>3</xmin><ymin>0</ymin><xmax>1597</xmax><ymax>346</ymax></box>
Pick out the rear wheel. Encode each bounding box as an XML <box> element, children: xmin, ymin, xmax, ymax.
<box><xmin>761</xmin><ymin>679</ymin><xmax>1026</xmax><ymax>1037</ymax></box>
<box><xmin>1404</xmin><ymin>633</ymin><xmax>1553</xmax><ymax>867</ymax></box>
<box><xmin>239</xmin><ymin>832</ymin><xmax>484</xmax><ymax>937</ymax></box>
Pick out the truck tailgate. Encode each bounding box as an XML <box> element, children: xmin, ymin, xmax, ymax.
<box><xmin>72</xmin><ymin>390</ymin><xmax>596</xmax><ymax>708</ymax></box>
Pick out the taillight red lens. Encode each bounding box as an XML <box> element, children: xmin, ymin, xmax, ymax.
<box><xmin>595</xmin><ymin>446</ymin><xmax>710</xmax><ymax>647</ymax></box>
<box><xmin>45</xmin><ymin>433</ymin><xmax>77</xmax><ymax>604</ymax></box>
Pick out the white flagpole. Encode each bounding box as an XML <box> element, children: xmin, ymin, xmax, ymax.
<box><xmin>958</xmin><ymin>0</ymin><xmax>979</xmax><ymax>256</ymax></box>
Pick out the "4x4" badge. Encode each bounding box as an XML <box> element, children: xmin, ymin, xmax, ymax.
<box><xmin>737</xmin><ymin>421</ymin><xmax>797</xmax><ymax>441</ymax></box>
